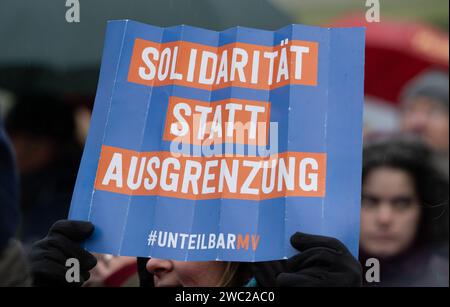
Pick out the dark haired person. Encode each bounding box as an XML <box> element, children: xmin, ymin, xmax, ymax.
<box><xmin>360</xmin><ymin>138</ymin><xmax>449</xmax><ymax>286</ymax></box>
<box><xmin>0</xmin><ymin>118</ymin><xmax>31</xmax><ymax>286</ymax></box>
<box><xmin>5</xmin><ymin>94</ymin><xmax>82</xmax><ymax>248</ymax></box>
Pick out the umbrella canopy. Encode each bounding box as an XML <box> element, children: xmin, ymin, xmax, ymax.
<box><xmin>0</xmin><ymin>0</ymin><xmax>293</xmax><ymax>96</ymax></box>
<box><xmin>332</xmin><ymin>15</ymin><xmax>448</xmax><ymax>104</ymax></box>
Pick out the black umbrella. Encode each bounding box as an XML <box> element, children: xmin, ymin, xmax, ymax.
<box><xmin>0</xmin><ymin>0</ymin><xmax>293</xmax><ymax>97</ymax></box>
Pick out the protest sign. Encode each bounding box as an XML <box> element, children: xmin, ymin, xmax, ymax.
<box><xmin>69</xmin><ymin>20</ymin><xmax>365</xmax><ymax>261</ymax></box>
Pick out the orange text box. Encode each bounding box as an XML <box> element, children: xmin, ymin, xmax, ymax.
<box><xmin>128</xmin><ymin>39</ymin><xmax>318</xmax><ymax>90</ymax></box>
<box><xmin>163</xmin><ymin>96</ymin><xmax>271</xmax><ymax>146</ymax></box>
<box><xmin>94</xmin><ymin>145</ymin><xmax>327</xmax><ymax>200</ymax></box>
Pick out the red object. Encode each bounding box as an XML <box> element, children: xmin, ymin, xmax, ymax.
<box><xmin>103</xmin><ymin>262</ymin><xmax>138</xmax><ymax>287</ymax></box>
<box><xmin>331</xmin><ymin>15</ymin><xmax>449</xmax><ymax>104</ymax></box>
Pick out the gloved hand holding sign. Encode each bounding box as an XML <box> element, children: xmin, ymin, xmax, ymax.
<box><xmin>30</xmin><ymin>220</ymin><xmax>97</xmax><ymax>287</ymax></box>
<box><xmin>251</xmin><ymin>232</ymin><xmax>362</xmax><ymax>287</ymax></box>
<box><xmin>30</xmin><ymin>220</ymin><xmax>361</xmax><ymax>287</ymax></box>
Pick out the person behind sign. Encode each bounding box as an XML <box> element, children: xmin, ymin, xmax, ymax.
<box><xmin>5</xmin><ymin>94</ymin><xmax>82</xmax><ymax>249</ymax></box>
<box><xmin>0</xmin><ymin>118</ymin><xmax>32</xmax><ymax>286</ymax></box>
<box><xmin>400</xmin><ymin>70</ymin><xmax>449</xmax><ymax>178</ymax></box>
<box><xmin>29</xmin><ymin>220</ymin><xmax>362</xmax><ymax>287</ymax></box>
<box><xmin>359</xmin><ymin>137</ymin><xmax>449</xmax><ymax>286</ymax></box>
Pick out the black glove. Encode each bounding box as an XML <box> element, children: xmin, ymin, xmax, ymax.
<box><xmin>29</xmin><ymin>220</ymin><xmax>97</xmax><ymax>287</ymax></box>
<box><xmin>251</xmin><ymin>232</ymin><xmax>362</xmax><ymax>287</ymax></box>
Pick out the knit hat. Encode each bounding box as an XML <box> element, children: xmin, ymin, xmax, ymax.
<box><xmin>401</xmin><ymin>70</ymin><xmax>449</xmax><ymax>109</ymax></box>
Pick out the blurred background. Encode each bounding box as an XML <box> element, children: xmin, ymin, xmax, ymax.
<box><xmin>0</xmin><ymin>0</ymin><xmax>448</xmax><ymax>287</ymax></box>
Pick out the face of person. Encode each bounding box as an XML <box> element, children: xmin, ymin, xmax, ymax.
<box><xmin>360</xmin><ymin>167</ymin><xmax>422</xmax><ymax>259</ymax></box>
<box><xmin>401</xmin><ymin>96</ymin><xmax>449</xmax><ymax>153</ymax></box>
<box><xmin>146</xmin><ymin>258</ymin><xmax>227</xmax><ymax>287</ymax></box>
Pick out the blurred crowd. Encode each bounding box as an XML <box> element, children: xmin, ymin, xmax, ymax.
<box><xmin>0</xmin><ymin>14</ymin><xmax>448</xmax><ymax>287</ymax></box>
<box><xmin>358</xmin><ymin>70</ymin><xmax>449</xmax><ymax>286</ymax></box>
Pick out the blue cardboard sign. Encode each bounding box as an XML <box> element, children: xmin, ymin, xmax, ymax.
<box><xmin>69</xmin><ymin>20</ymin><xmax>365</xmax><ymax>261</ymax></box>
